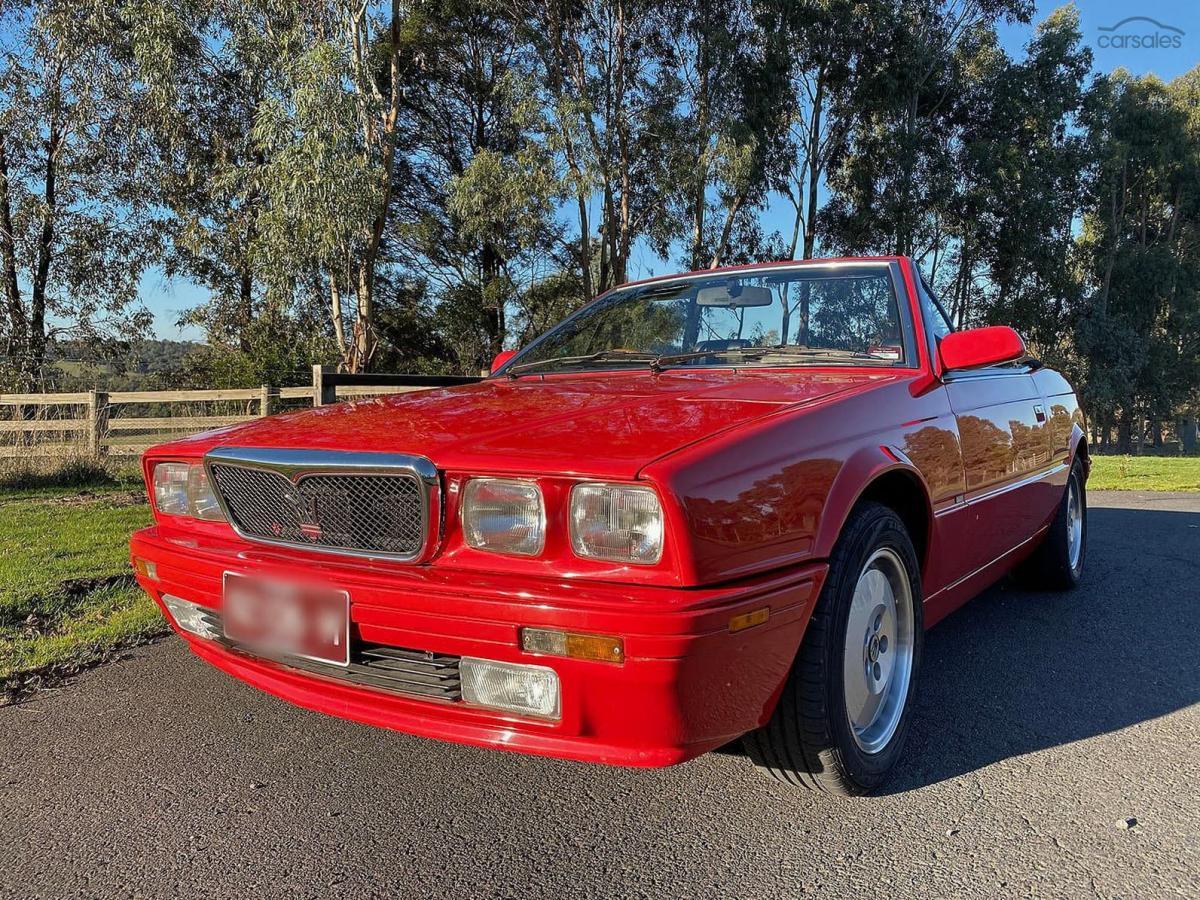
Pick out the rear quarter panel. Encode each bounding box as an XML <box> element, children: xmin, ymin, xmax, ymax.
<box><xmin>1032</xmin><ymin>367</ymin><xmax>1087</xmax><ymax>467</ymax></box>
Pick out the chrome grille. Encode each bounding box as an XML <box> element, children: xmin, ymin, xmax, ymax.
<box><xmin>205</xmin><ymin>448</ymin><xmax>438</xmax><ymax>561</ymax></box>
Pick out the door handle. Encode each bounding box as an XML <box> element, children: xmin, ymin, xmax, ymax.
<box><xmin>1033</xmin><ymin>404</ymin><xmax>1046</xmax><ymax>423</ymax></box>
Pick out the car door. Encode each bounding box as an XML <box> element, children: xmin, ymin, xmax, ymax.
<box><xmin>915</xmin><ymin>275</ymin><xmax>1052</xmax><ymax>575</ymax></box>
<box><xmin>943</xmin><ymin>366</ymin><xmax>1052</xmax><ymax>571</ymax></box>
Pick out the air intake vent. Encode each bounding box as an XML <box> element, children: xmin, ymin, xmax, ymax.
<box><xmin>201</xmin><ymin>604</ymin><xmax>462</xmax><ymax>703</ymax></box>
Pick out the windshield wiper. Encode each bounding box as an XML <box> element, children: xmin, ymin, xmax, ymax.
<box><xmin>648</xmin><ymin>347</ymin><xmax>771</xmax><ymax>371</ymax></box>
<box><xmin>506</xmin><ymin>349</ymin><xmax>660</xmax><ymax>377</ymax></box>
<box><xmin>749</xmin><ymin>346</ymin><xmax>893</xmax><ymax>362</ymax></box>
<box><xmin>649</xmin><ymin>345</ymin><xmax>895</xmax><ymax>371</ymax></box>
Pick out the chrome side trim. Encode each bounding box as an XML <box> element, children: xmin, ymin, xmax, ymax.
<box><xmin>934</xmin><ymin>462</ymin><xmax>1067</xmax><ymax>518</ymax></box>
<box><xmin>204</xmin><ymin>447</ymin><xmax>441</xmax><ymax>562</ymax></box>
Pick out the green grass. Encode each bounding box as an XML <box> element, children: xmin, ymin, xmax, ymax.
<box><xmin>0</xmin><ymin>491</ymin><xmax>163</xmax><ymax>692</ymax></box>
<box><xmin>1088</xmin><ymin>455</ymin><xmax>1200</xmax><ymax>492</ymax></box>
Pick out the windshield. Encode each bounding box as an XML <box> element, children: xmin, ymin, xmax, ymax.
<box><xmin>505</xmin><ymin>264</ymin><xmax>913</xmax><ymax>376</ymax></box>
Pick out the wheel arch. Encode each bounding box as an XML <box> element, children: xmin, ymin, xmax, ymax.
<box><xmin>815</xmin><ymin>448</ymin><xmax>934</xmax><ymax>578</ymax></box>
<box><xmin>1071</xmin><ymin>426</ymin><xmax>1090</xmax><ymax>480</ymax></box>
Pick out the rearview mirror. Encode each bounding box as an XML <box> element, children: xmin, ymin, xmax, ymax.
<box><xmin>696</xmin><ymin>284</ymin><xmax>774</xmax><ymax>308</ymax></box>
<box><xmin>490</xmin><ymin>349</ymin><xmax>517</xmax><ymax>374</ymax></box>
<box><xmin>939</xmin><ymin>326</ymin><xmax>1025</xmax><ymax>372</ymax></box>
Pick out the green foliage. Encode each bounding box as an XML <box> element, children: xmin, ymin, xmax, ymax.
<box><xmin>1074</xmin><ymin>66</ymin><xmax>1200</xmax><ymax>449</ymax></box>
<box><xmin>1</xmin><ymin>0</ymin><xmax>159</xmax><ymax>389</ymax></box>
<box><xmin>0</xmin><ymin>0</ymin><xmax>1195</xmax><ymax>442</ymax></box>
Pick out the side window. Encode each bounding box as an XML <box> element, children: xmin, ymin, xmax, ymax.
<box><xmin>917</xmin><ymin>274</ymin><xmax>953</xmax><ymax>346</ymax></box>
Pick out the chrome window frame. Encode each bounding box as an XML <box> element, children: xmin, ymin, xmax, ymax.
<box><xmin>204</xmin><ymin>447</ymin><xmax>441</xmax><ymax>563</ymax></box>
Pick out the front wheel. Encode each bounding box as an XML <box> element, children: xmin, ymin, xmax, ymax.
<box><xmin>743</xmin><ymin>502</ymin><xmax>923</xmax><ymax>795</ymax></box>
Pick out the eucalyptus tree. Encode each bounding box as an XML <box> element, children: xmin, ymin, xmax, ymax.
<box><xmin>524</xmin><ymin>0</ymin><xmax>673</xmax><ymax>297</ymax></box>
<box><xmin>389</xmin><ymin>0</ymin><xmax>564</xmax><ymax>365</ymax></box>
<box><xmin>0</xmin><ymin>0</ymin><xmax>156</xmax><ymax>388</ymax></box>
<box><xmin>820</xmin><ymin>0</ymin><xmax>1032</xmax><ymax>260</ymax></box>
<box><xmin>1076</xmin><ymin>67</ymin><xmax>1200</xmax><ymax>451</ymax></box>
<box><xmin>247</xmin><ymin>1</ymin><xmax>412</xmax><ymax>372</ymax></box>
<box><xmin>640</xmin><ymin>0</ymin><xmax>790</xmax><ymax>271</ymax></box>
<box><xmin>125</xmin><ymin>0</ymin><xmax>277</xmax><ymax>355</ymax></box>
<box><xmin>934</xmin><ymin>4</ymin><xmax>1090</xmax><ymax>351</ymax></box>
<box><xmin>764</xmin><ymin>0</ymin><xmax>870</xmax><ymax>263</ymax></box>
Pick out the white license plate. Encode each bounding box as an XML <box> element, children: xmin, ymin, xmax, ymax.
<box><xmin>222</xmin><ymin>573</ymin><xmax>350</xmax><ymax>667</ymax></box>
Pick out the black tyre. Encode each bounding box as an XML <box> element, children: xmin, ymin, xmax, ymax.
<box><xmin>743</xmin><ymin>502</ymin><xmax>923</xmax><ymax>796</ymax></box>
<box><xmin>1014</xmin><ymin>457</ymin><xmax>1087</xmax><ymax>591</ymax></box>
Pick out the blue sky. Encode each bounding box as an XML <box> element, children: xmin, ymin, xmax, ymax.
<box><xmin>144</xmin><ymin>0</ymin><xmax>1200</xmax><ymax>341</ymax></box>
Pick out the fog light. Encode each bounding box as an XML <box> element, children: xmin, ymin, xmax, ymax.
<box><xmin>132</xmin><ymin>557</ymin><xmax>158</xmax><ymax>581</ymax></box>
<box><xmin>459</xmin><ymin>657</ymin><xmax>560</xmax><ymax>719</ymax></box>
<box><xmin>161</xmin><ymin>594</ymin><xmax>219</xmax><ymax>640</ymax></box>
<box><xmin>521</xmin><ymin>628</ymin><xmax>624</xmax><ymax>663</ymax></box>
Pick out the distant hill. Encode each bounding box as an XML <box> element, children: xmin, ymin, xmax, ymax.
<box><xmin>43</xmin><ymin>340</ymin><xmax>209</xmax><ymax>390</ymax></box>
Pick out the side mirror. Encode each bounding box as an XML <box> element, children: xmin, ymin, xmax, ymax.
<box><xmin>939</xmin><ymin>326</ymin><xmax>1025</xmax><ymax>372</ymax></box>
<box><xmin>490</xmin><ymin>349</ymin><xmax>517</xmax><ymax>374</ymax></box>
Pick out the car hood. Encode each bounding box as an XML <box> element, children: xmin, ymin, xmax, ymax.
<box><xmin>156</xmin><ymin>370</ymin><xmax>901</xmax><ymax>480</ymax></box>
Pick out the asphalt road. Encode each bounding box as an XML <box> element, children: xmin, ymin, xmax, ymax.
<box><xmin>2</xmin><ymin>491</ymin><xmax>1198</xmax><ymax>899</ymax></box>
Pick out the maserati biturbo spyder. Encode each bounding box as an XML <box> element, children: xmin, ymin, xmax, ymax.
<box><xmin>130</xmin><ymin>256</ymin><xmax>1087</xmax><ymax>795</ymax></box>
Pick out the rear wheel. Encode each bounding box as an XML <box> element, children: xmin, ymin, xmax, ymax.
<box><xmin>743</xmin><ymin>502</ymin><xmax>923</xmax><ymax>795</ymax></box>
<box><xmin>1014</xmin><ymin>458</ymin><xmax>1087</xmax><ymax>590</ymax></box>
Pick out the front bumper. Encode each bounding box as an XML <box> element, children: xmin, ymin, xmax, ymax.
<box><xmin>130</xmin><ymin>525</ymin><xmax>824</xmax><ymax>767</ymax></box>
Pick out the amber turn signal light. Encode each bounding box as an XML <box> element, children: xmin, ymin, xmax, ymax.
<box><xmin>132</xmin><ymin>557</ymin><xmax>158</xmax><ymax>580</ymax></box>
<box><xmin>728</xmin><ymin>607</ymin><xmax>769</xmax><ymax>633</ymax></box>
<box><xmin>521</xmin><ymin>628</ymin><xmax>625</xmax><ymax>663</ymax></box>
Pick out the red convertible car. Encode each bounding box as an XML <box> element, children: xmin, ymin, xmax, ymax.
<box><xmin>130</xmin><ymin>256</ymin><xmax>1087</xmax><ymax>795</ymax></box>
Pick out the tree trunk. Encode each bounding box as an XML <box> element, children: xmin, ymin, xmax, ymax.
<box><xmin>328</xmin><ymin>271</ymin><xmax>347</xmax><ymax>368</ymax></box>
<box><xmin>797</xmin><ymin>282</ymin><xmax>811</xmax><ymax>346</ymax></box>
<box><xmin>893</xmin><ymin>90</ymin><xmax>919</xmax><ymax>257</ymax></box>
<box><xmin>1097</xmin><ymin>159</ymin><xmax>1128</xmax><ymax>318</ymax></box>
<box><xmin>542</xmin><ymin>12</ymin><xmax>593</xmax><ymax>300</ymax></box>
<box><xmin>352</xmin><ymin>262</ymin><xmax>374</xmax><ymax>372</ymax></box>
<box><xmin>238</xmin><ymin>270</ymin><xmax>253</xmax><ymax>353</ymax></box>
<box><xmin>690</xmin><ymin>42</ymin><xmax>709</xmax><ymax>271</ymax></box>
<box><xmin>613</xmin><ymin>0</ymin><xmax>631</xmax><ymax>286</ymax></box>
<box><xmin>575</xmin><ymin>188</ymin><xmax>592</xmax><ymax>300</ymax></box>
<box><xmin>802</xmin><ymin>74</ymin><xmax>825</xmax><ymax>260</ymax></box>
<box><xmin>1117</xmin><ymin>407</ymin><xmax>1133</xmax><ymax>454</ymax></box>
<box><xmin>481</xmin><ymin>242</ymin><xmax>503</xmax><ymax>360</ymax></box>
<box><xmin>0</xmin><ymin>136</ymin><xmax>24</xmax><ymax>360</ymax></box>
<box><xmin>29</xmin><ymin>119</ymin><xmax>62</xmax><ymax>384</ymax></box>
<box><xmin>709</xmin><ymin>192</ymin><xmax>746</xmax><ymax>269</ymax></box>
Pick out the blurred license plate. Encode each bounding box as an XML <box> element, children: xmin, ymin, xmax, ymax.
<box><xmin>223</xmin><ymin>573</ymin><xmax>350</xmax><ymax>667</ymax></box>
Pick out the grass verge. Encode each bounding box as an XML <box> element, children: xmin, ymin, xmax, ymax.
<box><xmin>0</xmin><ymin>489</ymin><xmax>163</xmax><ymax>702</ymax></box>
<box><xmin>0</xmin><ymin>454</ymin><xmax>143</xmax><ymax>494</ymax></box>
<box><xmin>1088</xmin><ymin>455</ymin><xmax>1200</xmax><ymax>492</ymax></box>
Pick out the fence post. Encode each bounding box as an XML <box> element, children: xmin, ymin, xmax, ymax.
<box><xmin>312</xmin><ymin>365</ymin><xmax>336</xmax><ymax>407</ymax></box>
<box><xmin>259</xmin><ymin>385</ymin><xmax>277</xmax><ymax>417</ymax></box>
<box><xmin>87</xmin><ymin>390</ymin><xmax>110</xmax><ymax>458</ymax></box>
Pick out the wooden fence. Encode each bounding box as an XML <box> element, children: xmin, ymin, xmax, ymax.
<box><xmin>0</xmin><ymin>365</ymin><xmax>483</xmax><ymax>459</ymax></box>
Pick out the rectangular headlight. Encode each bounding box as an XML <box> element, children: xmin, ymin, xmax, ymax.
<box><xmin>152</xmin><ymin>462</ymin><xmax>226</xmax><ymax>521</ymax></box>
<box><xmin>152</xmin><ymin>463</ymin><xmax>191</xmax><ymax>516</ymax></box>
<box><xmin>188</xmin><ymin>465</ymin><xmax>225</xmax><ymax>520</ymax></box>
<box><xmin>459</xmin><ymin>657</ymin><xmax>561</xmax><ymax>719</ymax></box>
<box><xmin>461</xmin><ymin>478</ymin><xmax>544</xmax><ymax>556</ymax></box>
<box><xmin>569</xmin><ymin>483</ymin><xmax>663</xmax><ymax>564</ymax></box>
